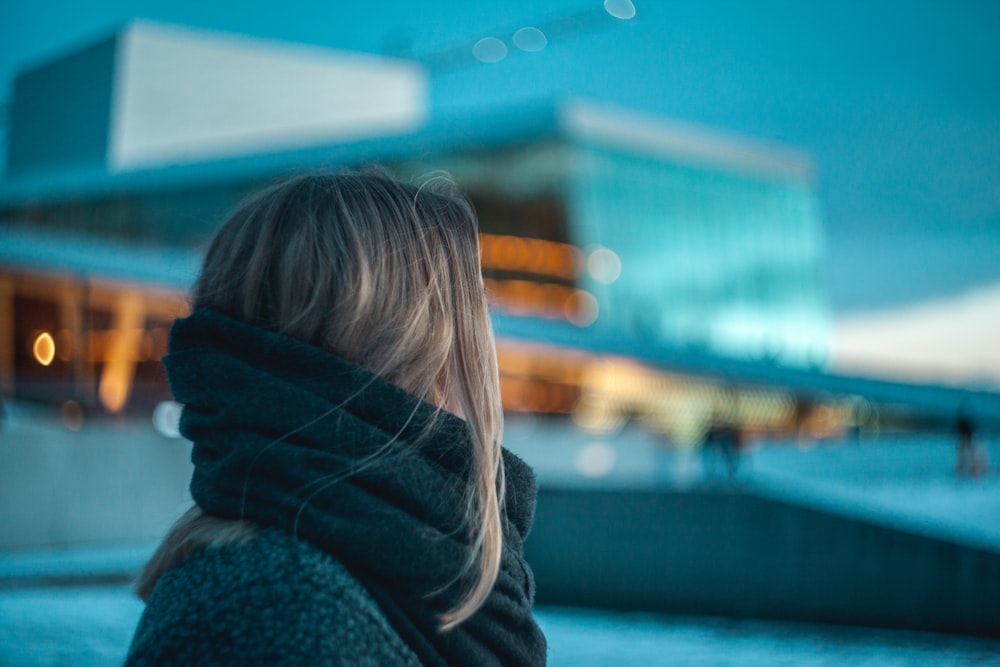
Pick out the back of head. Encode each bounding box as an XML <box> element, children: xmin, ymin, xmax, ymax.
<box><xmin>195</xmin><ymin>170</ymin><xmax>482</xmax><ymax>402</ymax></box>
<box><xmin>191</xmin><ymin>168</ymin><xmax>504</xmax><ymax>629</ymax></box>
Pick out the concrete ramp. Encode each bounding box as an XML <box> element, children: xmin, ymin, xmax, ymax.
<box><xmin>525</xmin><ymin>485</ymin><xmax>1000</xmax><ymax>637</ymax></box>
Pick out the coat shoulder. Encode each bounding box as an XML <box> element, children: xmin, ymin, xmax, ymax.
<box><xmin>125</xmin><ymin>528</ymin><xmax>422</xmax><ymax>667</ymax></box>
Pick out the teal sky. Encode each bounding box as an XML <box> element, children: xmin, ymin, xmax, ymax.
<box><xmin>1</xmin><ymin>0</ymin><xmax>998</xmax><ymax>313</ymax></box>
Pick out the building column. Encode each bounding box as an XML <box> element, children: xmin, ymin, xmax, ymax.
<box><xmin>58</xmin><ymin>280</ymin><xmax>93</xmax><ymax>407</ymax></box>
<box><xmin>0</xmin><ymin>274</ymin><xmax>14</xmax><ymax>395</ymax></box>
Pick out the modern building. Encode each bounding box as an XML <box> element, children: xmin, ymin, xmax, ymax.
<box><xmin>5</xmin><ymin>21</ymin><xmax>1000</xmax><ymax>562</ymax></box>
<box><xmin>2</xmin><ymin>21</ymin><xmax>833</xmax><ymax>438</ymax></box>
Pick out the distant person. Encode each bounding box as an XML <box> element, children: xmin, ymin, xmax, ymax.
<box><xmin>125</xmin><ymin>171</ymin><xmax>546</xmax><ymax>666</ymax></box>
<box><xmin>703</xmin><ymin>423</ymin><xmax>743</xmax><ymax>479</ymax></box>
<box><xmin>721</xmin><ymin>425</ymin><xmax>744</xmax><ymax>478</ymax></box>
<box><xmin>793</xmin><ymin>395</ymin><xmax>813</xmax><ymax>443</ymax></box>
<box><xmin>956</xmin><ymin>407</ymin><xmax>988</xmax><ymax>478</ymax></box>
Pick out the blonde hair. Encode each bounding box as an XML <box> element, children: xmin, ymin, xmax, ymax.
<box><xmin>136</xmin><ymin>169</ymin><xmax>504</xmax><ymax>631</ymax></box>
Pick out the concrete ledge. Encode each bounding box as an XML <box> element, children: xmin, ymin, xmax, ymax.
<box><xmin>525</xmin><ymin>485</ymin><xmax>1000</xmax><ymax>637</ymax></box>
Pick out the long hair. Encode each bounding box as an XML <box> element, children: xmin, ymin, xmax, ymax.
<box><xmin>136</xmin><ymin>169</ymin><xmax>505</xmax><ymax>631</ymax></box>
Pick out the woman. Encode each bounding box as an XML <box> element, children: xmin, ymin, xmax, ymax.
<box><xmin>125</xmin><ymin>170</ymin><xmax>547</xmax><ymax>666</ymax></box>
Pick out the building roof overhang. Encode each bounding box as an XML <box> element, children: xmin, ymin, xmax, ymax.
<box><xmin>1</xmin><ymin>97</ymin><xmax>816</xmax><ymax>206</ymax></box>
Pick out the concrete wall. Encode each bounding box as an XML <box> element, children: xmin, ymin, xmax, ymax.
<box><xmin>0</xmin><ymin>422</ymin><xmax>192</xmax><ymax>551</ymax></box>
<box><xmin>525</xmin><ymin>486</ymin><xmax>1000</xmax><ymax>636</ymax></box>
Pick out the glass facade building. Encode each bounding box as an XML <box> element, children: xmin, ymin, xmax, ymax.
<box><xmin>569</xmin><ymin>142</ymin><xmax>828</xmax><ymax>366</ymax></box>
<box><xmin>0</xmin><ymin>24</ymin><xmax>831</xmax><ymax>423</ymax></box>
<box><xmin>408</xmin><ymin>104</ymin><xmax>830</xmax><ymax>368</ymax></box>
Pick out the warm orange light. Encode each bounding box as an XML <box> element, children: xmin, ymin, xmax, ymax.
<box><xmin>98</xmin><ymin>293</ymin><xmax>145</xmax><ymax>413</ymax></box>
<box><xmin>99</xmin><ymin>375</ymin><xmax>130</xmax><ymax>414</ymax></box>
<box><xmin>32</xmin><ymin>332</ymin><xmax>56</xmax><ymax>366</ymax></box>
<box><xmin>480</xmin><ymin>233</ymin><xmax>581</xmax><ymax>280</ymax></box>
<box><xmin>485</xmin><ymin>277</ymin><xmax>599</xmax><ymax>325</ymax></box>
<box><xmin>55</xmin><ymin>329</ymin><xmax>73</xmax><ymax>361</ymax></box>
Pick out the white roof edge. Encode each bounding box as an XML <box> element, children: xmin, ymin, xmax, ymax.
<box><xmin>107</xmin><ymin>20</ymin><xmax>428</xmax><ymax>171</ymax></box>
<box><xmin>559</xmin><ymin>99</ymin><xmax>815</xmax><ymax>180</ymax></box>
<box><xmin>121</xmin><ymin>19</ymin><xmax>423</xmax><ymax>72</ymax></box>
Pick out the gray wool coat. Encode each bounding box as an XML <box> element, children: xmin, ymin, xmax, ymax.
<box><xmin>124</xmin><ymin>528</ymin><xmax>424</xmax><ymax>666</ymax></box>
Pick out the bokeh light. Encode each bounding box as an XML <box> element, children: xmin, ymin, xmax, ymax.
<box><xmin>472</xmin><ymin>37</ymin><xmax>507</xmax><ymax>63</ymax></box>
<box><xmin>603</xmin><ymin>0</ymin><xmax>636</xmax><ymax>20</ymax></box>
<box><xmin>565</xmin><ymin>290</ymin><xmax>599</xmax><ymax>327</ymax></box>
<box><xmin>152</xmin><ymin>400</ymin><xmax>184</xmax><ymax>438</ymax></box>
<box><xmin>574</xmin><ymin>442</ymin><xmax>617</xmax><ymax>477</ymax></box>
<box><xmin>32</xmin><ymin>331</ymin><xmax>55</xmax><ymax>366</ymax></box>
<box><xmin>587</xmin><ymin>246</ymin><xmax>622</xmax><ymax>284</ymax></box>
<box><xmin>60</xmin><ymin>400</ymin><xmax>84</xmax><ymax>431</ymax></box>
<box><xmin>512</xmin><ymin>27</ymin><xmax>547</xmax><ymax>52</ymax></box>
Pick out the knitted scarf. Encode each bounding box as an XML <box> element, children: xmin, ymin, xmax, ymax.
<box><xmin>164</xmin><ymin>309</ymin><xmax>547</xmax><ymax>667</ymax></box>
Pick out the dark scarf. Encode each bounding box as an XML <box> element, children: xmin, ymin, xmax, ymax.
<box><xmin>164</xmin><ymin>309</ymin><xmax>547</xmax><ymax>667</ymax></box>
